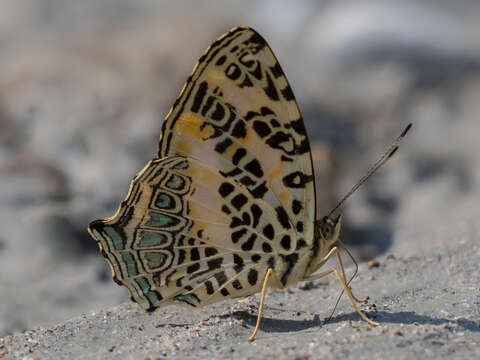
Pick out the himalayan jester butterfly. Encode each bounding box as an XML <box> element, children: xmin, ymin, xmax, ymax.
<box><xmin>88</xmin><ymin>26</ymin><xmax>410</xmax><ymax>341</ymax></box>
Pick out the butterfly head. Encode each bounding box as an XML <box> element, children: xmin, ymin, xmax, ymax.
<box><xmin>315</xmin><ymin>214</ymin><xmax>342</xmax><ymax>246</ymax></box>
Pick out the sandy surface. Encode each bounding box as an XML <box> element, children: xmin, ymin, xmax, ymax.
<box><xmin>2</xmin><ymin>219</ymin><xmax>479</xmax><ymax>359</ymax></box>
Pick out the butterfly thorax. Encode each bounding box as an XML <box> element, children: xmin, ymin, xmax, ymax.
<box><xmin>303</xmin><ymin>215</ymin><xmax>342</xmax><ymax>278</ymax></box>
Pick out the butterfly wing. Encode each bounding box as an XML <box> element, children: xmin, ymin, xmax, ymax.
<box><xmin>89</xmin><ymin>26</ymin><xmax>316</xmax><ymax>310</ymax></box>
<box><xmin>159</xmin><ymin>26</ymin><xmax>316</xmax><ymax>246</ymax></box>
<box><xmin>89</xmin><ymin>156</ymin><xmax>292</xmax><ymax>309</ymax></box>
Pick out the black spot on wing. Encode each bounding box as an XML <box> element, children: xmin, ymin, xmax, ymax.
<box><xmin>207</xmin><ymin>258</ymin><xmax>223</xmax><ymax>270</ymax></box>
<box><xmin>244</xmin><ymin>159</ymin><xmax>264</xmax><ymax>178</ymax></box>
<box><xmin>262</xmin><ymin>224</ymin><xmax>275</xmax><ymax>240</ymax></box>
<box><xmin>211</xmin><ymin>103</ymin><xmax>225</xmax><ymax>121</ymax></box>
<box><xmin>241</xmin><ymin>234</ymin><xmax>257</xmax><ymax>251</ymax></box>
<box><xmin>260</xmin><ymin>106</ymin><xmax>275</xmax><ymax>116</ymax></box>
<box><xmin>220</xmin><ymin>167</ymin><xmax>243</xmax><ymax>178</ymax></box>
<box><xmin>280</xmin><ymin>235</ymin><xmax>292</xmax><ymax>251</ymax></box>
<box><xmin>253</xmin><ymin>121</ymin><xmax>271</xmax><ymax>138</ymax></box>
<box><xmin>214</xmin><ymin>138</ymin><xmax>233</xmax><ymax>154</ymax></box>
<box><xmin>281</xmin><ymin>84</ymin><xmax>295</xmax><ymax>101</ymax></box>
<box><xmin>248</xmin><ymin>269</ymin><xmax>258</xmax><ymax>286</ymax></box>
<box><xmin>231</xmin><ymin>193</ymin><xmax>248</xmax><ymax>210</ymax></box>
<box><xmin>296</xmin><ymin>222</ymin><xmax>304</xmax><ymax>233</ymax></box>
<box><xmin>250</xmin><ymin>204</ymin><xmax>262</xmax><ymax>228</ymax></box>
<box><xmin>221</xmin><ymin>288</ymin><xmax>230</xmax><ymax>296</ymax></box>
<box><xmin>270</xmin><ymin>119</ymin><xmax>280</xmax><ymax>127</ymax></box>
<box><xmin>249</xmin><ymin>60</ymin><xmax>262</xmax><ymax>80</ymax></box>
<box><xmin>239</xmin><ymin>175</ymin><xmax>255</xmax><ymax>187</ymax></box>
<box><xmin>266</xmin><ymin>131</ymin><xmax>290</xmax><ymax>152</ymax></box>
<box><xmin>214</xmin><ymin>271</ymin><xmax>227</xmax><ymax>286</ymax></box>
<box><xmin>262</xmin><ymin>242</ymin><xmax>273</xmax><ymax>253</ymax></box>
<box><xmin>232</xmin><ymin>228</ymin><xmax>247</xmax><ymax>243</ymax></box>
<box><xmin>191</xmin><ymin>248</ymin><xmax>200</xmax><ymax>261</ymax></box>
<box><xmin>292</xmin><ymin>200</ymin><xmax>302</xmax><ymax>215</ymax></box>
<box><xmin>264</xmin><ymin>72</ymin><xmax>279</xmax><ymax>101</ymax></box>
<box><xmin>187</xmin><ymin>262</ymin><xmax>200</xmax><ymax>274</ymax></box>
<box><xmin>281</xmin><ymin>253</ymin><xmax>299</xmax><ymax>285</ymax></box>
<box><xmin>249</xmin><ymin>182</ymin><xmax>268</xmax><ymax>199</ymax></box>
<box><xmin>294</xmin><ymin>139</ymin><xmax>310</xmax><ymax>155</ymax></box>
<box><xmin>242</xmin><ymin>212</ymin><xmax>251</xmax><ymax>226</ymax></box>
<box><xmin>232</xmin><ymin>279</ymin><xmax>243</xmax><ymax>289</ymax></box>
<box><xmin>232</xmin><ymin>148</ymin><xmax>247</xmax><ymax>165</ymax></box>
<box><xmin>231</xmin><ymin>120</ymin><xmax>247</xmax><ymax>138</ymax></box>
<box><xmin>233</xmin><ymin>254</ymin><xmax>244</xmax><ymax>273</ymax></box>
<box><xmin>275</xmin><ymin>206</ymin><xmax>291</xmax><ymax>230</ymax></box>
<box><xmin>288</xmin><ymin>118</ymin><xmax>307</xmax><ymax>136</ymax></box>
<box><xmin>205</xmin><ymin>247</ymin><xmax>218</xmax><ymax>257</ymax></box>
<box><xmin>230</xmin><ymin>216</ymin><xmax>243</xmax><ymax>228</ymax></box>
<box><xmin>178</xmin><ymin>249</ymin><xmax>186</xmax><ymax>265</ymax></box>
<box><xmin>282</xmin><ymin>171</ymin><xmax>313</xmax><ymax>188</ymax></box>
<box><xmin>205</xmin><ymin>280</ymin><xmax>215</xmax><ymax>295</ymax></box>
<box><xmin>216</xmin><ymin>54</ymin><xmax>227</xmax><ymax>65</ymax></box>
<box><xmin>296</xmin><ymin>239</ymin><xmax>307</xmax><ymax>250</ymax></box>
<box><xmin>201</xmin><ymin>96</ymin><xmax>215</xmax><ymax>116</ymax></box>
<box><xmin>219</xmin><ymin>182</ymin><xmax>235</xmax><ymax>198</ymax></box>
<box><xmin>221</xmin><ymin>205</ymin><xmax>231</xmax><ymax>215</ymax></box>
<box><xmin>191</xmin><ymin>81</ymin><xmax>208</xmax><ymax>113</ymax></box>
<box><xmin>270</xmin><ymin>62</ymin><xmax>283</xmax><ymax>78</ymax></box>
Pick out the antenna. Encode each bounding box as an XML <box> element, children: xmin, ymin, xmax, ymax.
<box><xmin>327</xmin><ymin>123</ymin><xmax>412</xmax><ymax>217</ymax></box>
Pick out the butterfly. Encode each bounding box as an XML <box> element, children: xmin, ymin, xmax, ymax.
<box><xmin>88</xmin><ymin>26</ymin><xmax>410</xmax><ymax>341</ymax></box>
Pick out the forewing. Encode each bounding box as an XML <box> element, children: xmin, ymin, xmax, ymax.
<box><xmin>88</xmin><ymin>156</ymin><xmax>293</xmax><ymax>310</ymax></box>
<box><xmin>158</xmin><ymin>26</ymin><xmax>316</xmax><ymax>247</ymax></box>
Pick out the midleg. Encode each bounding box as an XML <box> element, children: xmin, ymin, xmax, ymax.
<box><xmin>303</xmin><ymin>247</ymin><xmax>378</xmax><ymax>326</ymax></box>
<box><xmin>305</xmin><ymin>246</ymin><xmax>367</xmax><ymax>303</ymax></box>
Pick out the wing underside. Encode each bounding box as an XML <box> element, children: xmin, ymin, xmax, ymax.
<box><xmin>89</xmin><ymin>26</ymin><xmax>316</xmax><ymax>310</ymax></box>
<box><xmin>89</xmin><ymin>156</ymin><xmax>290</xmax><ymax>309</ymax></box>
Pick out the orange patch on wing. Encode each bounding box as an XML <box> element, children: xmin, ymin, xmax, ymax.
<box><xmin>205</xmin><ymin>70</ymin><xmax>227</xmax><ymax>84</ymax></box>
<box><xmin>175</xmin><ymin>113</ymin><xmax>215</xmax><ymax>141</ymax></box>
<box><xmin>268</xmin><ymin>163</ymin><xmax>286</xmax><ymax>182</ymax></box>
<box><xmin>278</xmin><ymin>190</ymin><xmax>289</xmax><ymax>205</ymax></box>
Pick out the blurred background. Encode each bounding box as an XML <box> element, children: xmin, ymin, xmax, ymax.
<box><xmin>1</xmin><ymin>0</ymin><xmax>480</xmax><ymax>336</ymax></box>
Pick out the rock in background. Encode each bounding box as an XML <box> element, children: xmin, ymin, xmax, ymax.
<box><xmin>1</xmin><ymin>0</ymin><xmax>480</xmax><ymax>342</ymax></box>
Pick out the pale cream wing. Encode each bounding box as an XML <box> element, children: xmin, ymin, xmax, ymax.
<box><xmin>158</xmin><ymin>26</ymin><xmax>316</xmax><ymax>249</ymax></box>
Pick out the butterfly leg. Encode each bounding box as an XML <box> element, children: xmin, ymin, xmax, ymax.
<box><xmin>332</xmin><ymin>246</ymin><xmax>369</xmax><ymax>304</ymax></box>
<box><xmin>307</xmin><ymin>246</ymin><xmax>366</xmax><ymax>303</ymax></box>
<box><xmin>248</xmin><ymin>268</ymin><xmax>274</xmax><ymax>342</ymax></box>
<box><xmin>303</xmin><ymin>247</ymin><xmax>379</xmax><ymax>326</ymax></box>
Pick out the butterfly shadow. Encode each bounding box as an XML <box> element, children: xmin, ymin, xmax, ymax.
<box><xmin>228</xmin><ymin>309</ymin><xmax>480</xmax><ymax>335</ymax></box>
<box><xmin>228</xmin><ymin>310</ymin><xmax>322</xmax><ymax>333</ymax></box>
<box><xmin>326</xmin><ymin>311</ymin><xmax>480</xmax><ymax>332</ymax></box>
